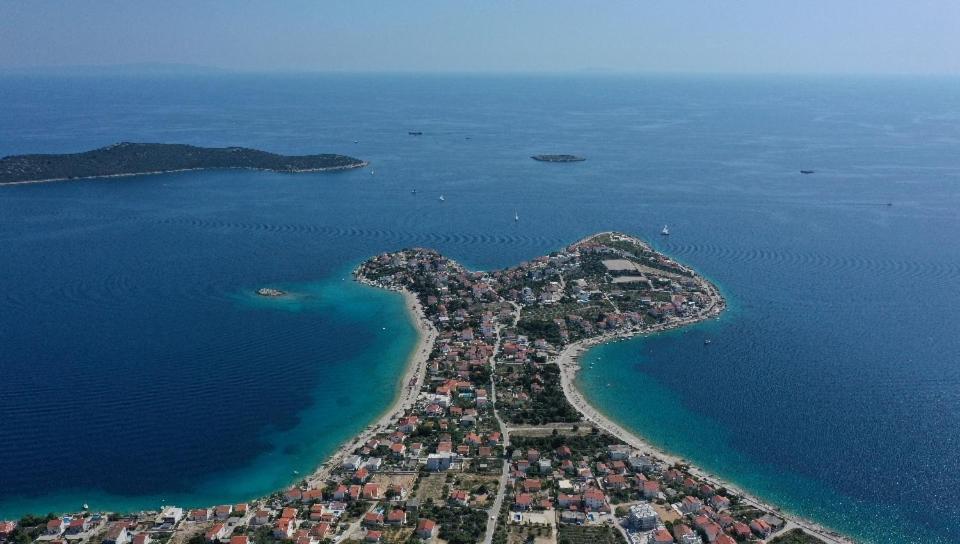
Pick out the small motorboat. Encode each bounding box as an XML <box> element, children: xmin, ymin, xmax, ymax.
<box><xmin>439</xmin><ymin>195</ymin><xmax>445</xmax><ymax>202</ymax></box>
<box><xmin>800</xmin><ymin>170</ymin><xmax>815</xmax><ymax>174</ymax></box>
<box><xmin>661</xmin><ymin>225</ymin><xmax>670</xmax><ymax>236</ymax></box>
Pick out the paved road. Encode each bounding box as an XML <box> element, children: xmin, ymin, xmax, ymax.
<box><xmin>481</xmin><ymin>301</ymin><xmax>518</xmax><ymax>544</ymax></box>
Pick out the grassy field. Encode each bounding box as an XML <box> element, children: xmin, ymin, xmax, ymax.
<box><xmin>416</xmin><ymin>473</ymin><xmax>450</xmax><ymax>502</ymax></box>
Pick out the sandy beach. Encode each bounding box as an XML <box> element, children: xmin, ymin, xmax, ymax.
<box><xmin>556</xmin><ymin>333</ymin><xmax>854</xmax><ymax>544</ymax></box>
<box><xmin>306</xmin><ymin>283</ymin><xmax>436</xmax><ymax>489</ymax></box>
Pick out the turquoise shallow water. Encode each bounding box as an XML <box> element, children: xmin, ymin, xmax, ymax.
<box><xmin>1</xmin><ymin>74</ymin><xmax>958</xmax><ymax>543</ymax></box>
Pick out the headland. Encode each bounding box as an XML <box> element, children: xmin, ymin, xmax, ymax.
<box><xmin>1</xmin><ymin>232</ymin><xmax>850</xmax><ymax>544</ymax></box>
<box><xmin>0</xmin><ymin>142</ymin><xmax>367</xmax><ymax>185</ymax></box>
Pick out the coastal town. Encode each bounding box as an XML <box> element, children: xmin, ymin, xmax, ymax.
<box><xmin>1</xmin><ymin>233</ymin><xmax>845</xmax><ymax>544</ymax></box>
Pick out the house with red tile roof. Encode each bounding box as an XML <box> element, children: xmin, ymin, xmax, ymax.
<box><xmin>205</xmin><ymin>523</ymin><xmax>226</xmax><ymax>542</ymax></box>
<box><xmin>362</xmin><ymin>512</ymin><xmax>384</xmax><ymax>527</ymax></box>
<box><xmin>416</xmin><ymin>519</ymin><xmax>437</xmax><ymax>540</ymax></box>
<box><xmin>46</xmin><ymin>519</ymin><xmax>64</xmax><ymax>536</ymax></box>
<box><xmin>680</xmin><ymin>495</ymin><xmax>703</xmax><ymax>514</ymax></box>
<box><xmin>714</xmin><ymin>535</ymin><xmax>735</xmax><ymax>544</ymax></box>
<box><xmin>583</xmin><ymin>489</ymin><xmax>608</xmax><ymax>511</ymax></box>
<box><xmin>273</xmin><ymin>518</ymin><xmax>294</xmax><ymax>540</ymax></box>
<box><xmin>386</xmin><ymin>509</ymin><xmax>407</xmax><ymax>525</ymax></box>
<box><xmin>605</xmin><ymin>474</ymin><xmax>626</xmax><ymax>490</ymax></box>
<box><xmin>229</xmin><ymin>537</ymin><xmax>249</xmax><ymax>544</ymax></box>
<box><xmin>364</xmin><ymin>530</ymin><xmax>382</xmax><ymax>543</ymax></box>
<box><xmin>449</xmin><ymin>489</ymin><xmax>470</xmax><ymax>506</ymax></box>
<box><xmin>750</xmin><ymin>518</ymin><xmax>772</xmax><ymax>538</ymax></box>
<box><xmin>651</xmin><ymin>529</ymin><xmax>674</xmax><ymax>544</ymax></box>
<box><xmin>513</xmin><ymin>493</ymin><xmax>533</xmax><ymax>510</ymax></box>
<box><xmin>362</xmin><ymin>483</ymin><xmax>381</xmax><ymax>500</ymax></box>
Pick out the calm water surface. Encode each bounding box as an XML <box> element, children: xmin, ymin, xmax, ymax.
<box><xmin>0</xmin><ymin>74</ymin><xmax>958</xmax><ymax>543</ymax></box>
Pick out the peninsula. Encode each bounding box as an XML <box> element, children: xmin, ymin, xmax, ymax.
<box><xmin>0</xmin><ymin>142</ymin><xmax>367</xmax><ymax>185</ymax></box>
<box><xmin>0</xmin><ymin>233</ymin><xmax>849</xmax><ymax>544</ymax></box>
<box><xmin>531</xmin><ymin>154</ymin><xmax>585</xmax><ymax>162</ymax></box>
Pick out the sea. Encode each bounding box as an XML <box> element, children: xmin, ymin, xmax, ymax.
<box><xmin>0</xmin><ymin>73</ymin><xmax>958</xmax><ymax>543</ymax></box>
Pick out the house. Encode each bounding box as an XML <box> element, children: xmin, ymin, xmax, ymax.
<box><xmin>364</xmin><ymin>531</ymin><xmax>382</xmax><ymax>543</ymax></box>
<box><xmin>284</xmin><ymin>488</ymin><xmax>303</xmax><ymax>502</ymax></box>
<box><xmin>641</xmin><ymin>480</ymin><xmax>660</xmax><ymax>499</ymax></box>
<box><xmin>362</xmin><ymin>512</ymin><xmax>384</xmax><ymax>527</ymax></box>
<box><xmin>558</xmin><ymin>494</ymin><xmax>581</xmax><ymax>509</ymax></box>
<box><xmin>709</xmin><ymin>495</ymin><xmax>730</xmax><ymax>511</ymax></box>
<box><xmin>273</xmin><ymin>518</ymin><xmax>294</xmax><ymax>539</ymax></box>
<box><xmin>205</xmin><ymin>523</ymin><xmax>226</xmax><ymax>542</ymax></box>
<box><xmin>46</xmin><ymin>519</ymin><xmax>64</xmax><ymax>536</ymax></box>
<box><xmin>66</xmin><ymin>518</ymin><xmax>90</xmax><ymax>534</ymax></box>
<box><xmin>605</xmin><ymin>474</ymin><xmax>626</xmax><ymax>490</ymax></box>
<box><xmin>522</xmin><ymin>479</ymin><xmax>541</xmax><ymax>492</ymax></box>
<box><xmin>583</xmin><ymin>489</ymin><xmax>607</xmax><ymax>511</ymax></box>
<box><xmin>102</xmin><ymin>525</ymin><xmax>129</xmax><ymax>544</ymax></box>
<box><xmin>310</xmin><ymin>523</ymin><xmax>330</xmax><ymax>540</ymax></box>
<box><xmin>386</xmin><ymin>509</ymin><xmax>407</xmax><ymax>525</ymax></box>
<box><xmin>513</xmin><ymin>493</ymin><xmax>533</xmax><ymax>511</ymax></box>
<box><xmin>253</xmin><ymin>510</ymin><xmax>271</xmax><ymax>525</ymax></box>
<box><xmin>309</xmin><ymin>505</ymin><xmax>326</xmax><ymax>521</ymax></box>
<box><xmin>230</xmin><ymin>537</ymin><xmax>249</xmax><ymax>544</ymax></box>
<box><xmin>362</xmin><ymin>483</ymin><xmax>381</xmax><ymax>500</ymax></box>
<box><xmin>672</xmin><ymin>524</ymin><xmax>699</xmax><ymax>544</ymax></box>
<box><xmin>159</xmin><ymin>507</ymin><xmax>184</xmax><ymax>526</ymax></box>
<box><xmin>750</xmin><ymin>518</ymin><xmax>772</xmax><ymax>538</ymax></box>
<box><xmin>0</xmin><ymin>522</ymin><xmax>17</xmax><ymax>540</ymax></box>
<box><xmin>214</xmin><ymin>505</ymin><xmax>233</xmax><ymax>520</ymax></box>
<box><xmin>607</xmin><ymin>445</ymin><xmax>631</xmax><ymax>460</ymax></box>
<box><xmin>651</xmin><ymin>529</ymin><xmax>674</xmax><ymax>544</ymax></box>
<box><xmin>189</xmin><ymin>509</ymin><xmax>211</xmax><ymax>522</ymax></box>
<box><xmin>449</xmin><ymin>489</ymin><xmax>470</xmax><ymax>506</ymax></box>
<box><xmin>132</xmin><ymin>534</ymin><xmax>152</xmax><ymax>544</ymax></box>
<box><xmin>342</xmin><ymin>455</ymin><xmax>363</xmax><ymax>471</ymax></box>
<box><xmin>680</xmin><ymin>495</ymin><xmax>703</xmax><ymax>514</ymax></box>
<box><xmin>425</xmin><ymin>452</ymin><xmax>456</xmax><ymax>471</ymax></box>
<box><xmin>731</xmin><ymin>522</ymin><xmax>751</xmax><ymax>540</ymax></box>
<box><xmin>715</xmin><ymin>536</ymin><xmax>736</xmax><ymax>544</ymax></box>
<box><xmin>699</xmin><ymin>522</ymin><xmax>722</xmax><ymax>543</ymax></box>
<box><xmin>559</xmin><ymin>511</ymin><xmax>586</xmax><ymax>525</ymax></box>
<box><xmin>416</xmin><ymin>519</ymin><xmax>438</xmax><ymax>540</ymax></box>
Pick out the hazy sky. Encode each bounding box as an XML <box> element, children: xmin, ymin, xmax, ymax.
<box><xmin>1</xmin><ymin>0</ymin><xmax>958</xmax><ymax>74</ymax></box>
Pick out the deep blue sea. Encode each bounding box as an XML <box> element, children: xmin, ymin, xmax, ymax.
<box><xmin>0</xmin><ymin>74</ymin><xmax>958</xmax><ymax>543</ymax></box>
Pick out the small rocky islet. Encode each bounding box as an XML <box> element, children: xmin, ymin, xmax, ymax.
<box><xmin>531</xmin><ymin>154</ymin><xmax>586</xmax><ymax>162</ymax></box>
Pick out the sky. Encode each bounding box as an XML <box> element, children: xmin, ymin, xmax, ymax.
<box><xmin>1</xmin><ymin>0</ymin><xmax>958</xmax><ymax>75</ymax></box>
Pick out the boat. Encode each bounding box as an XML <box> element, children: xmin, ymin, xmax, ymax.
<box><xmin>411</xmin><ymin>189</ymin><xmax>417</xmax><ymax>194</ymax></box>
<box><xmin>800</xmin><ymin>170</ymin><xmax>815</xmax><ymax>174</ymax></box>
<box><xmin>82</xmin><ymin>503</ymin><xmax>89</xmax><ymax>510</ymax></box>
<box><xmin>439</xmin><ymin>195</ymin><xmax>445</xmax><ymax>202</ymax></box>
<box><xmin>514</xmin><ymin>210</ymin><xmax>519</xmax><ymax>222</ymax></box>
<box><xmin>408</xmin><ymin>131</ymin><xmax>423</xmax><ymax>136</ymax></box>
<box><xmin>369</xmin><ymin>170</ymin><xmax>375</xmax><ymax>175</ymax></box>
<box><xmin>661</xmin><ymin>225</ymin><xmax>670</xmax><ymax>236</ymax></box>
<box><xmin>704</xmin><ymin>339</ymin><xmax>712</xmax><ymax>345</ymax></box>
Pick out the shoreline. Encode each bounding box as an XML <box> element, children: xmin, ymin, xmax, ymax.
<box><xmin>557</xmin><ymin>332</ymin><xmax>855</xmax><ymax>544</ymax></box>
<box><xmin>304</xmin><ymin>278</ymin><xmax>436</xmax><ymax>490</ymax></box>
<box><xmin>0</xmin><ymin>162</ymin><xmax>368</xmax><ymax>187</ymax></box>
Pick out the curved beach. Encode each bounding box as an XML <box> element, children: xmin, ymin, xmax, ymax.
<box><xmin>557</xmin><ymin>336</ymin><xmax>854</xmax><ymax>544</ymax></box>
